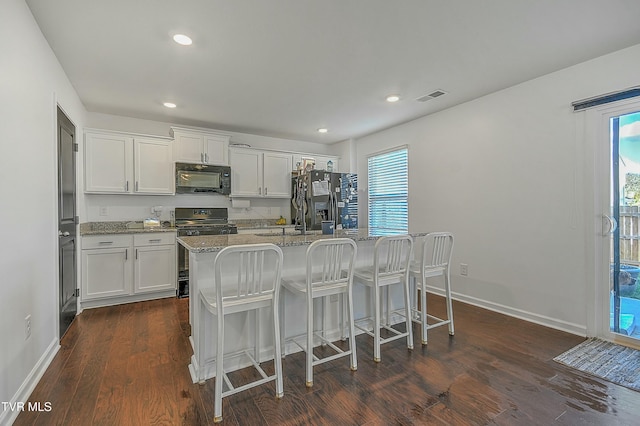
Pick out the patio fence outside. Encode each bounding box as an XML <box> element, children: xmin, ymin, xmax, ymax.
<box><xmin>620</xmin><ymin>206</ymin><xmax>640</xmax><ymax>265</ymax></box>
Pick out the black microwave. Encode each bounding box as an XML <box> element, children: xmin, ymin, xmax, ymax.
<box><xmin>175</xmin><ymin>163</ymin><xmax>231</xmax><ymax>194</ymax></box>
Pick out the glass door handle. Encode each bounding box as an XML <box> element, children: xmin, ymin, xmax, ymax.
<box><xmin>603</xmin><ymin>214</ymin><xmax>618</xmax><ymax>235</ymax></box>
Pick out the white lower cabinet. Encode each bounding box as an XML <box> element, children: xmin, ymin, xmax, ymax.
<box><xmin>133</xmin><ymin>233</ymin><xmax>176</xmax><ymax>294</ymax></box>
<box><xmin>81</xmin><ymin>232</ymin><xmax>176</xmax><ymax>307</ymax></box>
<box><xmin>82</xmin><ymin>237</ymin><xmax>133</xmax><ymax>300</ymax></box>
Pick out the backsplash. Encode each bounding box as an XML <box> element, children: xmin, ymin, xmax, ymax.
<box><xmin>83</xmin><ymin>194</ymin><xmax>290</xmax><ymax>224</ymax></box>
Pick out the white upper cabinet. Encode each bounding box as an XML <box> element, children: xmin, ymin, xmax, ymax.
<box><xmin>134</xmin><ymin>137</ymin><xmax>174</xmax><ymax>194</ymax></box>
<box><xmin>85</xmin><ymin>130</ymin><xmax>173</xmax><ymax>195</ymax></box>
<box><xmin>262</xmin><ymin>151</ymin><xmax>292</xmax><ymax>197</ymax></box>
<box><xmin>229</xmin><ymin>148</ymin><xmax>261</xmax><ymax>196</ymax></box>
<box><xmin>85</xmin><ymin>132</ymin><xmax>133</xmax><ymax>193</ymax></box>
<box><xmin>171</xmin><ymin>127</ymin><xmax>230</xmax><ymax>165</ymax></box>
<box><xmin>229</xmin><ymin>148</ymin><xmax>292</xmax><ymax>198</ymax></box>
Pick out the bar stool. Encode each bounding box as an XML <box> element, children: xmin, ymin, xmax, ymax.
<box><xmin>409</xmin><ymin>232</ymin><xmax>454</xmax><ymax>345</ymax></box>
<box><xmin>281</xmin><ymin>238</ymin><xmax>358</xmax><ymax>388</ymax></box>
<box><xmin>354</xmin><ymin>235</ymin><xmax>414</xmax><ymax>362</ymax></box>
<box><xmin>198</xmin><ymin>243</ymin><xmax>284</xmax><ymax>423</ymax></box>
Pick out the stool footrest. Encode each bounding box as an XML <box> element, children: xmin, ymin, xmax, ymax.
<box><xmin>218</xmin><ymin>350</ymin><xmax>278</xmax><ymax>399</ymax></box>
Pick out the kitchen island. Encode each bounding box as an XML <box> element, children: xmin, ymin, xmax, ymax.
<box><xmin>178</xmin><ymin>229</ymin><xmax>427</xmax><ymax>382</ymax></box>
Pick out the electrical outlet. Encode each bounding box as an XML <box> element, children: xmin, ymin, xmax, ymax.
<box><xmin>25</xmin><ymin>315</ymin><xmax>31</xmax><ymax>339</ymax></box>
<box><xmin>99</xmin><ymin>206</ymin><xmax>108</xmax><ymax>216</ymax></box>
<box><xmin>460</xmin><ymin>263</ymin><xmax>468</xmax><ymax>276</ymax></box>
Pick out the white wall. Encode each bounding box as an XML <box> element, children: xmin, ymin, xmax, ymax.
<box><xmin>83</xmin><ymin>112</ymin><xmax>337</xmax><ymax>223</ymax></box>
<box><xmin>355</xmin><ymin>43</ymin><xmax>640</xmax><ymax>335</ymax></box>
<box><xmin>0</xmin><ymin>0</ymin><xmax>86</xmax><ymax>423</ymax></box>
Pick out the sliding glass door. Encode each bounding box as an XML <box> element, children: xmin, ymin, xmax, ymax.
<box><xmin>609</xmin><ymin>110</ymin><xmax>640</xmax><ymax>339</ymax></box>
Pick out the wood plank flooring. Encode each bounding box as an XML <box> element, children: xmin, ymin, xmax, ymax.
<box><xmin>14</xmin><ymin>295</ymin><xmax>640</xmax><ymax>425</ymax></box>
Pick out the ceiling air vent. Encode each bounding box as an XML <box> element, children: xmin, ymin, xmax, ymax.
<box><xmin>416</xmin><ymin>90</ymin><xmax>447</xmax><ymax>102</ymax></box>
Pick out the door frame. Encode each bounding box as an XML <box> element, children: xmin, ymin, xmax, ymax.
<box><xmin>54</xmin><ymin>101</ymin><xmax>79</xmax><ymax>339</ymax></box>
<box><xmin>590</xmin><ymin>97</ymin><xmax>640</xmax><ymax>348</ymax></box>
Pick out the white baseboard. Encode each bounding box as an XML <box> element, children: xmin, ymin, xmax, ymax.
<box><xmin>1</xmin><ymin>338</ymin><xmax>60</xmax><ymax>426</ymax></box>
<box><xmin>426</xmin><ymin>285</ymin><xmax>587</xmax><ymax>336</ymax></box>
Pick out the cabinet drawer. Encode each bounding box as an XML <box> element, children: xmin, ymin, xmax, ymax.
<box><xmin>133</xmin><ymin>232</ymin><xmax>176</xmax><ymax>246</ymax></box>
<box><xmin>83</xmin><ymin>235</ymin><xmax>131</xmax><ymax>249</ymax></box>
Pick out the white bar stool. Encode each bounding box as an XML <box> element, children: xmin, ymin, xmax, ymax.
<box><xmin>281</xmin><ymin>238</ymin><xmax>358</xmax><ymax>388</ymax></box>
<box><xmin>198</xmin><ymin>243</ymin><xmax>284</xmax><ymax>423</ymax></box>
<box><xmin>354</xmin><ymin>234</ymin><xmax>414</xmax><ymax>362</ymax></box>
<box><xmin>409</xmin><ymin>232</ymin><xmax>455</xmax><ymax>345</ymax></box>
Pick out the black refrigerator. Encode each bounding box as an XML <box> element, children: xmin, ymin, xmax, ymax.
<box><xmin>291</xmin><ymin>170</ymin><xmax>358</xmax><ymax>231</ymax></box>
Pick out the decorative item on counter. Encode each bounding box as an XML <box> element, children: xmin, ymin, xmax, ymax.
<box><xmin>327</xmin><ymin>160</ymin><xmax>333</xmax><ymax>172</ymax></box>
<box><xmin>276</xmin><ymin>216</ymin><xmax>286</xmax><ymax>225</ymax></box>
<box><xmin>321</xmin><ymin>220</ymin><xmax>334</xmax><ymax>235</ymax></box>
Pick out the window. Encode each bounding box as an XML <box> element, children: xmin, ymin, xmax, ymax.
<box><xmin>367</xmin><ymin>147</ymin><xmax>408</xmax><ymax>236</ymax></box>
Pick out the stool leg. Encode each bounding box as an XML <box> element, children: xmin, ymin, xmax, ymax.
<box><xmin>385</xmin><ymin>285</ymin><xmax>390</xmax><ymax>327</ymax></box>
<box><xmin>403</xmin><ymin>274</ymin><xmax>414</xmax><ymax>350</ymax></box>
<box><xmin>373</xmin><ymin>282</ymin><xmax>381</xmax><ymax>362</ymax></box>
<box><xmin>420</xmin><ymin>276</ymin><xmax>428</xmax><ymax>345</ymax></box>
<box><xmin>272</xmin><ymin>299</ymin><xmax>284</xmax><ymax>398</ymax></box>
<box><xmin>347</xmin><ymin>284</ymin><xmax>357</xmax><ymax>371</ymax></box>
<box><xmin>280</xmin><ymin>288</ymin><xmax>286</xmax><ymax>358</ymax></box>
<box><xmin>444</xmin><ymin>269</ymin><xmax>455</xmax><ymax>336</ymax></box>
<box><xmin>339</xmin><ymin>293</ymin><xmax>345</xmax><ymax>341</ymax></box>
<box><xmin>214</xmin><ymin>310</ymin><xmax>225</xmax><ymax>422</ymax></box>
<box><xmin>306</xmin><ymin>293</ymin><xmax>314</xmax><ymax>387</ymax></box>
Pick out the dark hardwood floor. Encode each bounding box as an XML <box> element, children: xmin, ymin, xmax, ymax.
<box><xmin>14</xmin><ymin>295</ymin><xmax>640</xmax><ymax>425</ymax></box>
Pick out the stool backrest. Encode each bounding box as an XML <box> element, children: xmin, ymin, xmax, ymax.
<box><xmin>421</xmin><ymin>232</ymin><xmax>454</xmax><ymax>270</ymax></box>
<box><xmin>214</xmin><ymin>243</ymin><xmax>284</xmax><ymax>308</ymax></box>
<box><xmin>374</xmin><ymin>235</ymin><xmax>413</xmax><ymax>279</ymax></box>
<box><xmin>305</xmin><ymin>238</ymin><xmax>358</xmax><ymax>290</ymax></box>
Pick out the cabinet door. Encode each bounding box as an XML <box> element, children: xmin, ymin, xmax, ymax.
<box><xmin>204</xmin><ymin>134</ymin><xmax>229</xmax><ymax>165</ymax></box>
<box><xmin>263</xmin><ymin>152</ymin><xmax>292</xmax><ymax>197</ymax></box>
<box><xmin>85</xmin><ymin>133</ymin><xmax>133</xmax><ymax>193</ymax></box>
<box><xmin>134</xmin><ymin>244</ymin><xmax>176</xmax><ymax>293</ymax></box>
<box><xmin>173</xmin><ymin>132</ymin><xmax>204</xmax><ymax>163</ymax></box>
<box><xmin>229</xmin><ymin>149</ymin><xmax>262</xmax><ymax>196</ymax></box>
<box><xmin>81</xmin><ymin>247</ymin><xmax>133</xmax><ymax>300</ymax></box>
<box><xmin>134</xmin><ymin>137</ymin><xmax>174</xmax><ymax>194</ymax></box>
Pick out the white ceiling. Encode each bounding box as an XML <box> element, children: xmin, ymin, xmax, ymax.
<box><xmin>26</xmin><ymin>0</ymin><xmax>640</xmax><ymax>144</ymax></box>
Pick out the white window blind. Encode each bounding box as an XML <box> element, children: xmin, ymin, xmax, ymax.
<box><xmin>367</xmin><ymin>147</ymin><xmax>408</xmax><ymax>236</ymax></box>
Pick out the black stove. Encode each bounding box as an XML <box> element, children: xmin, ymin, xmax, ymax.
<box><xmin>175</xmin><ymin>208</ymin><xmax>237</xmax><ymax>297</ymax></box>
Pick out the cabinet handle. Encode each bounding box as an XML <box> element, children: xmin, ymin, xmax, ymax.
<box><xmin>201</xmin><ymin>153</ymin><xmax>204</xmax><ymax>163</ymax></box>
<box><xmin>98</xmin><ymin>241</ymin><xmax>114</xmax><ymax>245</ymax></box>
<box><xmin>135</xmin><ymin>181</ymin><xmax>139</xmax><ymax>192</ymax></box>
<box><xmin>149</xmin><ymin>239</ymin><xmax>161</xmax><ymax>243</ymax></box>
<box><xmin>258</xmin><ymin>187</ymin><xmax>262</xmax><ymax>195</ymax></box>
<box><xmin>125</xmin><ymin>249</ymin><xmax>128</xmax><ymax>260</ymax></box>
<box><xmin>265</xmin><ymin>187</ymin><xmax>268</xmax><ymax>195</ymax></box>
<box><xmin>205</xmin><ymin>153</ymin><xmax>209</xmax><ymax>163</ymax></box>
<box><xmin>136</xmin><ymin>249</ymin><xmax>138</xmax><ymax>259</ymax></box>
<box><xmin>125</xmin><ymin>181</ymin><xmax>129</xmax><ymax>191</ymax></box>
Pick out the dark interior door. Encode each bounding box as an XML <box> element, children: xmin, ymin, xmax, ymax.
<box><xmin>58</xmin><ymin>107</ymin><xmax>77</xmax><ymax>339</ymax></box>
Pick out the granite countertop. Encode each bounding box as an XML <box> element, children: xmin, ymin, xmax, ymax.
<box><xmin>80</xmin><ymin>221</ymin><xmax>176</xmax><ymax>236</ymax></box>
<box><xmin>177</xmin><ymin>229</ymin><xmax>427</xmax><ymax>253</ymax></box>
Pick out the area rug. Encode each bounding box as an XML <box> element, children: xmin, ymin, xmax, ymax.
<box><xmin>553</xmin><ymin>338</ymin><xmax>640</xmax><ymax>392</ymax></box>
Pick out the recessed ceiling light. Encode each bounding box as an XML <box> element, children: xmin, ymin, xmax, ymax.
<box><xmin>317</xmin><ymin>128</ymin><xmax>328</xmax><ymax>133</ymax></box>
<box><xmin>163</xmin><ymin>102</ymin><xmax>177</xmax><ymax>108</ymax></box>
<box><xmin>386</xmin><ymin>95</ymin><xmax>401</xmax><ymax>103</ymax></box>
<box><xmin>173</xmin><ymin>34</ymin><xmax>192</xmax><ymax>46</ymax></box>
